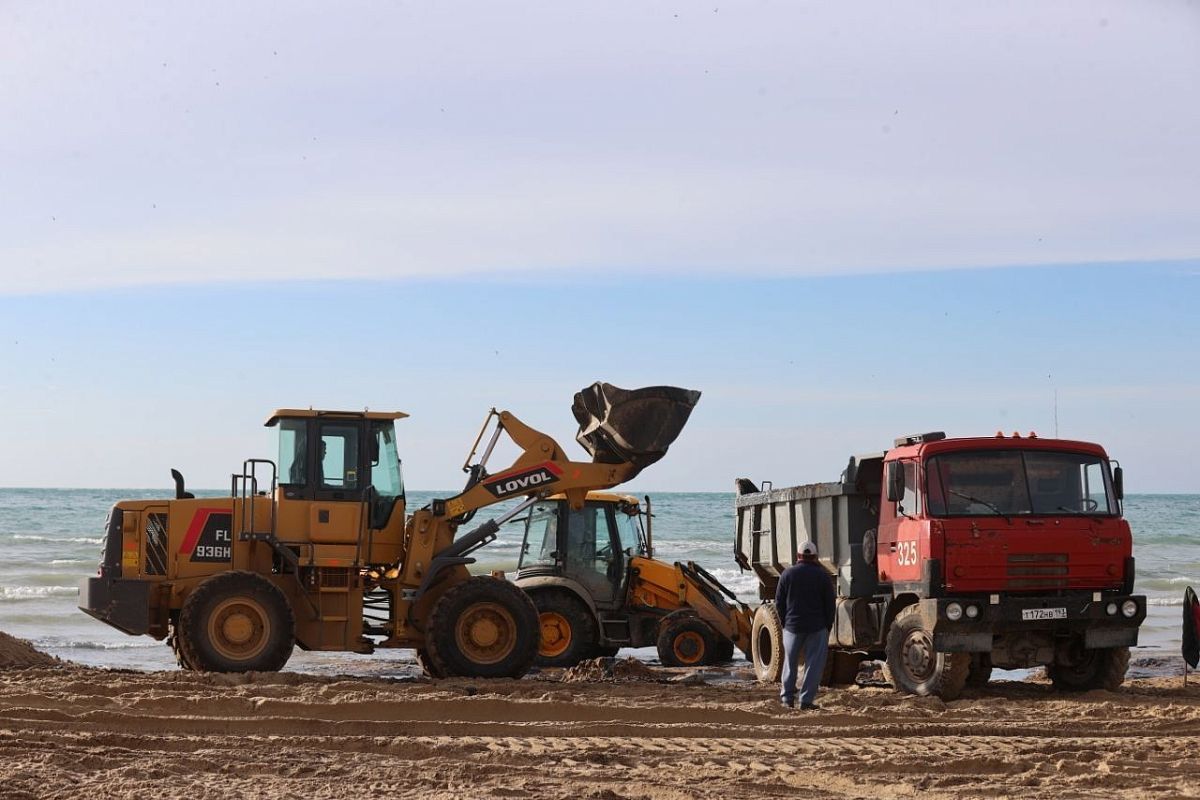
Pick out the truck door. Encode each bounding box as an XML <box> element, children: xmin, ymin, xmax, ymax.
<box><xmin>877</xmin><ymin>459</ymin><xmax>925</xmax><ymax>586</ymax></box>
<box><xmin>563</xmin><ymin>501</ymin><xmax>622</xmax><ymax>608</ymax></box>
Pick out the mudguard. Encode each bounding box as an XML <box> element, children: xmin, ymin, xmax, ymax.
<box><xmin>572</xmin><ymin>383</ymin><xmax>701</xmax><ymax>480</ymax></box>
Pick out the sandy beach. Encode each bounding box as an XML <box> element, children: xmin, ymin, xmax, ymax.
<box><xmin>2</xmin><ymin>631</ymin><xmax>1199</xmax><ymax>800</ymax></box>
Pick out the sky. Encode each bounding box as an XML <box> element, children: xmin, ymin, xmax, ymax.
<box><xmin>1</xmin><ymin>2</ymin><xmax>1198</xmax><ymax>492</ymax></box>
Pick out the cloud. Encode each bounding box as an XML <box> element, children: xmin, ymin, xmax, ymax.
<box><xmin>1</xmin><ymin>1</ymin><xmax>1198</xmax><ymax>294</ymax></box>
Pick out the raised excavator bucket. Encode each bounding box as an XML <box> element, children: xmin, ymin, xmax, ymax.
<box><xmin>572</xmin><ymin>382</ymin><xmax>701</xmax><ymax>480</ymax></box>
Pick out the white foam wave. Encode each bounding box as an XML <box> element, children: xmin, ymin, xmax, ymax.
<box><xmin>12</xmin><ymin>534</ymin><xmax>102</xmax><ymax>545</ymax></box>
<box><xmin>0</xmin><ymin>585</ymin><xmax>79</xmax><ymax>599</ymax></box>
<box><xmin>1147</xmin><ymin>597</ymin><xmax>1184</xmax><ymax>606</ymax></box>
<box><xmin>38</xmin><ymin>639</ymin><xmax>159</xmax><ymax>651</ymax></box>
<box><xmin>50</xmin><ymin>559</ymin><xmax>89</xmax><ymax>565</ymax></box>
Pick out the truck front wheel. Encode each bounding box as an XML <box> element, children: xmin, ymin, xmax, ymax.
<box><xmin>178</xmin><ymin>571</ymin><xmax>295</xmax><ymax>673</ymax></box>
<box><xmin>426</xmin><ymin>577</ymin><xmax>540</xmax><ymax>678</ymax></box>
<box><xmin>884</xmin><ymin>605</ymin><xmax>969</xmax><ymax>700</ymax></box>
<box><xmin>1047</xmin><ymin>642</ymin><xmax>1129</xmax><ymax>692</ymax></box>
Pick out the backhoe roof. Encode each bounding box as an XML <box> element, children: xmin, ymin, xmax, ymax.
<box><xmin>548</xmin><ymin>491</ymin><xmax>639</xmax><ymax>505</ymax></box>
<box><xmin>265</xmin><ymin>409</ymin><xmax>409</xmax><ymax>427</ymax></box>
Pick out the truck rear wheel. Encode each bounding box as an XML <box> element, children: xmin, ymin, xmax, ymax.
<box><xmin>530</xmin><ymin>590</ymin><xmax>597</xmax><ymax>668</ymax></box>
<box><xmin>884</xmin><ymin>605</ymin><xmax>969</xmax><ymax>700</ymax></box>
<box><xmin>751</xmin><ymin>603</ymin><xmax>783</xmax><ymax>682</ymax></box>
<box><xmin>425</xmin><ymin>577</ymin><xmax>540</xmax><ymax>679</ymax></box>
<box><xmin>1047</xmin><ymin>643</ymin><xmax>1129</xmax><ymax>692</ymax></box>
<box><xmin>657</xmin><ymin>611</ymin><xmax>718</xmax><ymax>667</ymax></box>
<box><xmin>178</xmin><ymin>571</ymin><xmax>295</xmax><ymax>673</ymax></box>
<box><xmin>967</xmin><ymin>653</ymin><xmax>993</xmax><ymax>687</ymax></box>
<box><xmin>748</xmin><ymin>606</ymin><xmax>787</xmax><ymax>681</ymax></box>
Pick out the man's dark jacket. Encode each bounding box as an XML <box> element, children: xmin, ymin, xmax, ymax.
<box><xmin>774</xmin><ymin>560</ymin><xmax>835</xmax><ymax>634</ymax></box>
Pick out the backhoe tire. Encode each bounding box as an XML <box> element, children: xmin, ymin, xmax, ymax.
<box><xmin>425</xmin><ymin>577</ymin><xmax>540</xmax><ymax>679</ymax></box>
<box><xmin>657</xmin><ymin>611</ymin><xmax>719</xmax><ymax>667</ymax></box>
<box><xmin>751</xmin><ymin>603</ymin><xmax>784</xmax><ymax>683</ymax></box>
<box><xmin>530</xmin><ymin>590</ymin><xmax>597</xmax><ymax>668</ymax></box>
<box><xmin>967</xmin><ymin>653</ymin><xmax>993</xmax><ymax>688</ymax></box>
<box><xmin>883</xmin><ymin>605</ymin><xmax>969</xmax><ymax>700</ymax></box>
<box><xmin>178</xmin><ymin>571</ymin><xmax>295</xmax><ymax>673</ymax></box>
<box><xmin>713</xmin><ymin>639</ymin><xmax>736</xmax><ymax>664</ymax></box>
<box><xmin>1047</xmin><ymin>644</ymin><xmax>1129</xmax><ymax>692</ymax></box>
<box><xmin>593</xmin><ymin>645</ymin><xmax>621</xmax><ymax>658</ymax></box>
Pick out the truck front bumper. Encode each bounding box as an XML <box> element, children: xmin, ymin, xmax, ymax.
<box><xmin>914</xmin><ymin>594</ymin><xmax>1146</xmax><ymax>653</ymax></box>
<box><xmin>79</xmin><ymin>575</ymin><xmax>151</xmax><ymax>636</ymax></box>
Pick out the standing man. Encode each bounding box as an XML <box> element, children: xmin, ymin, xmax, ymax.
<box><xmin>775</xmin><ymin>540</ymin><xmax>835</xmax><ymax>709</ymax></box>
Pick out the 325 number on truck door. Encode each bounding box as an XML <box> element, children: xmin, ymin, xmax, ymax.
<box><xmin>895</xmin><ymin>539</ymin><xmax>918</xmax><ymax>566</ymax></box>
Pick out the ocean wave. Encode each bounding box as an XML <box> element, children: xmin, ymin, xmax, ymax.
<box><xmin>1147</xmin><ymin>598</ymin><xmax>1184</xmax><ymax>607</ymax></box>
<box><xmin>0</xmin><ymin>585</ymin><xmax>79</xmax><ymax>599</ymax></box>
<box><xmin>37</xmin><ymin>639</ymin><xmax>160</xmax><ymax>651</ymax></box>
<box><xmin>50</xmin><ymin>559</ymin><xmax>89</xmax><ymax>565</ymax></box>
<box><xmin>11</xmin><ymin>534</ymin><xmax>102</xmax><ymax>545</ymax></box>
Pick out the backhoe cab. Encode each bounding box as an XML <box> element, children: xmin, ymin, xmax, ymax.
<box><xmin>80</xmin><ymin>383</ymin><xmax>700</xmax><ymax>680</ymax></box>
<box><xmin>514</xmin><ymin>493</ymin><xmax>752</xmax><ymax>669</ymax></box>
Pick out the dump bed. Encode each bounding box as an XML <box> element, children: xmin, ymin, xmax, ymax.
<box><xmin>734</xmin><ymin>462</ymin><xmax>882</xmax><ymax>601</ymax></box>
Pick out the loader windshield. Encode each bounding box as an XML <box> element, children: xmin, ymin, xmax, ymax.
<box><xmin>926</xmin><ymin>449</ymin><xmax>1117</xmax><ymax>517</ymax></box>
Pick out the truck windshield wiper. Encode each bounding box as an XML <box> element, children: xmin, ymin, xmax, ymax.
<box><xmin>949</xmin><ymin>490</ymin><xmax>1011</xmax><ymax>523</ymax></box>
<box><xmin>1055</xmin><ymin>505</ymin><xmax>1106</xmax><ymax>523</ymax></box>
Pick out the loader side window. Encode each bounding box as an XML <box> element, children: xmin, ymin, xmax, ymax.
<box><xmin>279</xmin><ymin>420</ymin><xmax>308</xmax><ymax>485</ymax></box>
<box><xmin>369</xmin><ymin>422</ymin><xmax>404</xmax><ymax>528</ymax></box>
<box><xmin>319</xmin><ymin>425</ymin><xmax>359</xmax><ymax>490</ymax></box>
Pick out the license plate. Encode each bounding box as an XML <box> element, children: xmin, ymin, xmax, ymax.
<box><xmin>1021</xmin><ymin>607</ymin><xmax>1067</xmax><ymax>621</ymax></box>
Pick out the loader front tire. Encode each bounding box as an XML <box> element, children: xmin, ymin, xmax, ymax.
<box><xmin>750</xmin><ymin>603</ymin><xmax>784</xmax><ymax>683</ymax></box>
<box><xmin>530</xmin><ymin>590</ymin><xmax>597</xmax><ymax>668</ymax></box>
<box><xmin>657</xmin><ymin>611</ymin><xmax>718</xmax><ymax>667</ymax></box>
<box><xmin>178</xmin><ymin>571</ymin><xmax>295</xmax><ymax>673</ymax></box>
<box><xmin>884</xmin><ymin>604</ymin><xmax>969</xmax><ymax>700</ymax></box>
<box><xmin>426</xmin><ymin>577</ymin><xmax>540</xmax><ymax>679</ymax></box>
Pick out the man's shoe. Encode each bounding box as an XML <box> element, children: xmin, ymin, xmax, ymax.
<box><xmin>800</xmin><ymin>703</ymin><xmax>820</xmax><ymax>711</ymax></box>
<box><xmin>781</xmin><ymin>699</ymin><xmax>795</xmax><ymax>709</ymax></box>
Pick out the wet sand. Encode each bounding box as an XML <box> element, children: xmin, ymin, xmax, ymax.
<box><xmin>3</xmin><ymin>651</ymin><xmax>1200</xmax><ymax>800</ymax></box>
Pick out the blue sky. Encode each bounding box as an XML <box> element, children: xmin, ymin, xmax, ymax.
<box><xmin>1</xmin><ymin>2</ymin><xmax>1198</xmax><ymax>491</ymax></box>
<box><xmin>1</xmin><ymin>262</ymin><xmax>1197</xmax><ymax>491</ymax></box>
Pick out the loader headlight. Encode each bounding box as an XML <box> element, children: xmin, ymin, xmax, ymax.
<box><xmin>1106</xmin><ymin>602</ymin><xmax>1118</xmax><ymax>616</ymax></box>
<box><xmin>946</xmin><ymin>602</ymin><xmax>964</xmax><ymax>621</ymax></box>
<box><xmin>965</xmin><ymin>604</ymin><xmax>980</xmax><ymax>620</ymax></box>
<box><xmin>1121</xmin><ymin>600</ymin><xmax>1138</xmax><ymax>618</ymax></box>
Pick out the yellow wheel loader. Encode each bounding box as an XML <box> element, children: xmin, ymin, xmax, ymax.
<box><xmin>79</xmin><ymin>383</ymin><xmax>699</xmax><ymax>678</ymax></box>
<box><xmin>513</xmin><ymin>493</ymin><xmax>753</xmax><ymax>668</ymax></box>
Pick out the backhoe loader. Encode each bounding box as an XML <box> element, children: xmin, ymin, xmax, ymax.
<box><xmin>79</xmin><ymin>383</ymin><xmax>699</xmax><ymax>678</ymax></box>
<box><xmin>514</xmin><ymin>493</ymin><xmax>753</xmax><ymax>668</ymax></box>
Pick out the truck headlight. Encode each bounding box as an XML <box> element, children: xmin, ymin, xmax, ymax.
<box><xmin>1106</xmin><ymin>602</ymin><xmax>1118</xmax><ymax>616</ymax></box>
<box><xmin>946</xmin><ymin>602</ymin><xmax>963</xmax><ymax>621</ymax></box>
<box><xmin>1121</xmin><ymin>600</ymin><xmax>1138</xmax><ymax>618</ymax></box>
<box><xmin>965</xmin><ymin>604</ymin><xmax>980</xmax><ymax>619</ymax></box>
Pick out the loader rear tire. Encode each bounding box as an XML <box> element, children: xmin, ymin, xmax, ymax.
<box><xmin>178</xmin><ymin>571</ymin><xmax>294</xmax><ymax>673</ymax></box>
<box><xmin>657</xmin><ymin>611</ymin><xmax>718</xmax><ymax>667</ymax></box>
<box><xmin>530</xmin><ymin>590</ymin><xmax>597</xmax><ymax>668</ymax></box>
<box><xmin>751</xmin><ymin>603</ymin><xmax>784</xmax><ymax>683</ymax></box>
<box><xmin>1047</xmin><ymin>643</ymin><xmax>1129</xmax><ymax>692</ymax></box>
<box><xmin>883</xmin><ymin>604</ymin><xmax>969</xmax><ymax>700</ymax></box>
<box><xmin>425</xmin><ymin>577</ymin><xmax>540</xmax><ymax>679</ymax></box>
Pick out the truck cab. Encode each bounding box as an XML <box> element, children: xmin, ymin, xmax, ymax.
<box><xmin>736</xmin><ymin>431</ymin><xmax>1146</xmax><ymax>699</ymax></box>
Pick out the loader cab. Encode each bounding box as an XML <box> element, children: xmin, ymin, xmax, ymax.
<box><xmin>266</xmin><ymin>410</ymin><xmax>408</xmax><ymax>557</ymax></box>
<box><xmin>516</xmin><ymin>493</ymin><xmax>647</xmax><ymax>609</ymax></box>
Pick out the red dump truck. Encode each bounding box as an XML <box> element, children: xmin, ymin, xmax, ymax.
<box><xmin>735</xmin><ymin>431</ymin><xmax>1145</xmax><ymax>700</ymax></box>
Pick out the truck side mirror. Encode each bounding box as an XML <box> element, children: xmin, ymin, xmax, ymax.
<box><xmin>1113</xmin><ymin>466</ymin><xmax>1124</xmax><ymax>501</ymax></box>
<box><xmin>886</xmin><ymin>461</ymin><xmax>904</xmax><ymax>503</ymax></box>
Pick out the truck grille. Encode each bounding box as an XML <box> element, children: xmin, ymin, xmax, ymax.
<box><xmin>1006</xmin><ymin>553</ymin><xmax>1068</xmax><ymax>588</ymax></box>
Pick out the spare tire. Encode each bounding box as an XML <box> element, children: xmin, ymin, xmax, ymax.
<box><xmin>751</xmin><ymin>604</ymin><xmax>783</xmax><ymax>683</ymax></box>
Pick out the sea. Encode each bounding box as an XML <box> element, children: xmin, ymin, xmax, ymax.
<box><xmin>0</xmin><ymin>489</ymin><xmax>1194</xmax><ymax>677</ymax></box>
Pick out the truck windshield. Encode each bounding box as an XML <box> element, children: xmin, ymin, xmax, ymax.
<box><xmin>926</xmin><ymin>449</ymin><xmax>1116</xmax><ymax>517</ymax></box>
